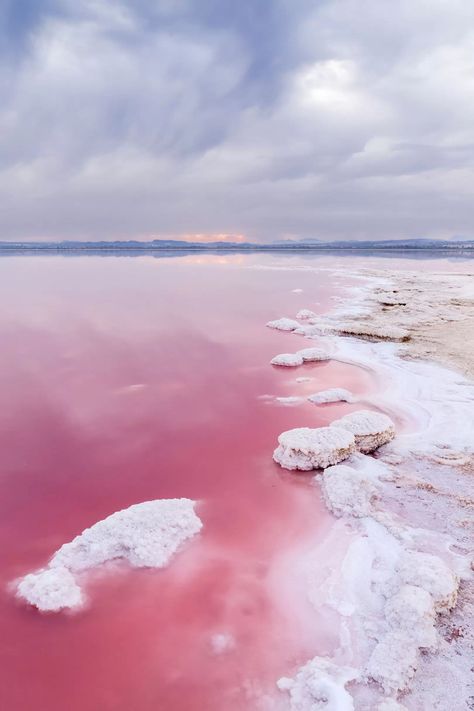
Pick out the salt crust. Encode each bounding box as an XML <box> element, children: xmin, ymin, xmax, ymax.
<box><xmin>333</xmin><ymin>322</ymin><xmax>410</xmax><ymax>342</ymax></box>
<box><xmin>271</xmin><ymin>348</ymin><xmax>330</xmax><ymax>367</ymax></box>
<box><xmin>384</xmin><ymin>584</ymin><xmax>437</xmax><ymax>649</ymax></box>
<box><xmin>321</xmin><ymin>465</ymin><xmax>377</xmax><ymax>518</ymax></box>
<box><xmin>16</xmin><ymin>567</ymin><xmax>83</xmax><ymax>613</ymax></box>
<box><xmin>331</xmin><ymin>410</ymin><xmax>395</xmax><ymax>453</ymax></box>
<box><xmin>308</xmin><ymin>388</ymin><xmax>354</xmax><ymax>405</ymax></box>
<box><xmin>296</xmin><ymin>309</ymin><xmax>317</xmax><ymax>320</ymax></box>
<box><xmin>15</xmin><ymin>499</ymin><xmax>202</xmax><ymax>612</ymax></box>
<box><xmin>266</xmin><ymin>317</ymin><xmax>301</xmax><ymax>331</ymax></box>
<box><xmin>394</xmin><ymin>551</ymin><xmax>458</xmax><ymax>611</ymax></box>
<box><xmin>273</xmin><ymin>427</ymin><xmax>356</xmax><ymax>471</ymax></box>
<box><xmin>277</xmin><ymin>656</ymin><xmax>358</xmax><ymax>710</ymax></box>
<box><xmin>298</xmin><ymin>347</ymin><xmax>330</xmax><ymax>362</ymax></box>
<box><xmin>271</xmin><ymin>353</ymin><xmax>304</xmax><ymax>367</ymax></box>
<box><xmin>366</xmin><ymin>630</ymin><xmax>419</xmax><ymax>694</ymax></box>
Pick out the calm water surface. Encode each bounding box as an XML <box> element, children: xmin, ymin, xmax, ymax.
<box><xmin>0</xmin><ymin>252</ymin><xmax>469</xmax><ymax>710</ymax></box>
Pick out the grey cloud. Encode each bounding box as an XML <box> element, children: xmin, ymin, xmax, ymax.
<box><xmin>1</xmin><ymin>0</ymin><xmax>474</xmax><ymax>241</ymax></box>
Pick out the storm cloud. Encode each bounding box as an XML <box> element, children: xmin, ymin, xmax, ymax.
<box><xmin>1</xmin><ymin>0</ymin><xmax>474</xmax><ymax>241</ymax></box>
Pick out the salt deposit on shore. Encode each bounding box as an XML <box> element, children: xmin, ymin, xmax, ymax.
<box><xmin>271</xmin><ymin>353</ymin><xmax>304</xmax><ymax>367</ymax></box>
<box><xmin>331</xmin><ymin>410</ymin><xmax>395</xmax><ymax>453</ymax></box>
<box><xmin>15</xmin><ymin>499</ymin><xmax>202</xmax><ymax>612</ymax></box>
<box><xmin>266</xmin><ymin>317</ymin><xmax>301</xmax><ymax>331</ymax></box>
<box><xmin>271</xmin><ymin>347</ymin><xmax>330</xmax><ymax>367</ymax></box>
<box><xmin>267</xmin><ymin>266</ymin><xmax>474</xmax><ymax>710</ymax></box>
<box><xmin>273</xmin><ymin>427</ymin><xmax>356</xmax><ymax>470</ymax></box>
<box><xmin>308</xmin><ymin>388</ymin><xmax>354</xmax><ymax>405</ymax></box>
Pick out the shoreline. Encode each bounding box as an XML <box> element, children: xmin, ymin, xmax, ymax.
<box><xmin>270</xmin><ymin>266</ymin><xmax>474</xmax><ymax>709</ymax></box>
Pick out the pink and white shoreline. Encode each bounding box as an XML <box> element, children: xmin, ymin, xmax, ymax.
<box><xmin>6</xmin><ymin>257</ymin><xmax>473</xmax><ymax>710</ymax></box>
<box><xmin>267</xmin><ymin>266</ymin><xmax>474</xmax><ymax>710</ymax></box>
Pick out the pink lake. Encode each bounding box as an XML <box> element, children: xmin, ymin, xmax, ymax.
<box><xmin>0</xmin><ymin>252</ymin><xmax>470</xmax><ymax>711</ymax></box>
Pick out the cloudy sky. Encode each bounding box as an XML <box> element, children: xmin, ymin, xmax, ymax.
<box><xmin>1</xmin><ymin>0</ymin><xmax>474</xmax><ymax>242</ymax></box>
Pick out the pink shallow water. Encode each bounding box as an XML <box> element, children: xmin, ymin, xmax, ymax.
<box><xmin>0</xmin><ymin>252</ymin><xmax>459</xmax><ymax>711</ymax></box>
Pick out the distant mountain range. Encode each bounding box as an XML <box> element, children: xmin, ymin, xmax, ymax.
<box><xmin>1</xmin><ymin>238</ymin><xmax>474</xmax><ymax>251</ymax></box>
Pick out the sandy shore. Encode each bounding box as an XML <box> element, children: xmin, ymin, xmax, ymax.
<box><xmin>333</xmin><ymin>268</ymin><xmax>474</xmax><ymax>379</ymax></box>
<box><xmin>270</xmin><ymin>265</ymin><xmax>474</xmax><ymax>710</ymax></box>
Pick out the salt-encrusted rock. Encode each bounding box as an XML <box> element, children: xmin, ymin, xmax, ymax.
<box><xmin>376</xmin><ymin>700</ymin><xmax>408</xmax><ymax>711</ymax></box>
<box><xmin>266</xmin><ymin>317</ymin><xmax>301</xmax><ymax>331</ymax></box>
<box><xmin>16</xmin><ymin>567</ymin><xmax>83</xmax><ymax>613</ymax></box>
<box><xmin>277</xmin><ymin>656</ymin><xmax>358</xmax><ymax>710</ymax></box>
<box><xmin>384</xmin><ymin>584</ymin><xmax>437</xmax><ymax>650</ymax></box>
<box><xmin>333</xmin><ymin>322</ymin><xmax>410</xmax><ymax>342</ymax></box>
<box><xmin>15</xmin><ymin>499</ymin><xmax>202</xmax><ymax>612</ymax></box>
<box><xmin>331</xmin><ymin>410</ymin><xmax>395</xmax><ymax>453</ymax></box>
<box><xmin>296</xmin><ymin>309</ymin><xmax>317</xmax><ymax>320</ymax></box>
<box><xmin>273</xmin><ymin>427</ymin><xmax>356</xmax><ymax>471</ymax></box>
<box><xmin>321</xmin><ymin>465</ymin><xmax>377</xmax><ymax>518</ymax></box>
<box><xmin>395</xmin><ymin>551</ymin><xmax>458</xmax><ymax>611</ymax></box>
<box><xmin>366</xmin><ymin>630</ymin><xmax>418</xmax><ymax>694</ymax></box>
<box><xmin>308</xmin><ymin>388</ymin><xmax>354</xmax><ymax>405</ymax></box>
<box><xmin>271</xmin><ymin>353</ymin><xmax>304</xmax><ymax>367</ymax></box>
<box><xmin>297</xmin><ymin>347</ymin><xmax>331</xmax><ymax>362</ymax></box>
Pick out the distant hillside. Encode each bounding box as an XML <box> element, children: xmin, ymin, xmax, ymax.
<box><xmin>1</xmin><ymin>238</ymin><xmax>474</xmax><ymax>251</ymax></box>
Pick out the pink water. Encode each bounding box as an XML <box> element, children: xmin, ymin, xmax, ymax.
<box><xmin>0</xmin><ymin>252</ymin><xmax>459</xmax><ymax>710</ymax></box>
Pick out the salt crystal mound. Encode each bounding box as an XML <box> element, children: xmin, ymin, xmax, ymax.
<box><xmin>277</xmin><ymin>656</ymin><xmax>358</xmax><ymax>711</ymax></box>
<box><xmin>270</xmin><ymin>352</ymin><xmax>304</xmax><ymax>367</ymax></box>
<box><xmin>273</xmin><ymin>427</ymin><xmax>356</xmax><ymax>471</ymax></box>
<box><xmin>15</xmin><ymin>499</ymin><xmax>202</xmax><ymax>612</ymax></box>
<box><xmin>297</xmin><ymin>347</ymin><xmax>331</xmax><ymax>362</ymax></box>
<box><xmin>331</xmin><ymin>409</ymin><xmax>395</xmax><ymax>453</ymax></box>
<box><xmin>296</xmin><ymin>309</ymin><xmax>317</xmax><ymax>320</ymax></box>
<box><xmin>266</xmin><ymin>317</ymin><xmax>301</xmax><ymax>331</ymax></box>
<box><xmin>384</xmin><ymin>584</ymin><xmax>437</xmax><ymax>650</ymax></box>
<box><xmin>308</xmin><ymin>388</ymin><xmax>354</xmax><ymax>405</ymax></box>
<box><xmin>364</xmin><ymin>551</ymin><xmax>459</xmax><ymax>693</ymax></box>
<box><xmin>395</xmin><ymin>551</ymin><xmax>459</xmax><ymax>611</ymax></box>
<box><xmin>366</xmin><ymin>630</ymin><xmax>419</xmax><ymax>694</ymax></box>
<box><xmin>321</xmin><ymin>465</ymin><xmax>377</xmax><ymax>518</ymax></box>
<box><xmin>16</xmin><ymin>567</ymin><xmax>83</xmax><ymax>613</ymax></box>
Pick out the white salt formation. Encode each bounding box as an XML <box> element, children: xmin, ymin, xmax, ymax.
<box><xmin>366</xmin><ymin>630</ymin><xmax>419</xmax><ymax>694</ymax></box>
<box><xmin>395</xmin><ymin>551</ymin><xmax>458</xmax><ymax>611</ymax></box>
<box><xmin>273</xmin><ymin>427</ymin><xmax>355</xmax><ymax>471</ymax></box>
<box><xmin>277</xmin><ymin>656</ymin><xmax>358</xmax><ymax>711</ymax></box>
<box><xmin>331</xmin><ymin>410</ymin><xmax>395</xmax><ymax>453</ymax></box>
<box><xmin>16</xmin><ymin>567</ymin><xmax>83</xmax><ymax>613</ymax></box>
<box><xmin>308</xmin><ymin>388</ymin><xmax>354</xmax><ymax>405</ymax></box>
<box><xmin>266</xmin><ymin>317</ymin><xmax>301</xmax><ymax>331</ymax></box>
<box><xmin>271</xmin><ymin>353</ymin><xmax>304</xmax><ymax>367</ymax></box>
<box><xmin>321</xmin><ymin>465</ymin><xmax>377</xmax><ymax>518</ymax></box>
<box><xmin>384</xmin><ymin>585</ymin><xmax>437</xmax><ymax>650</ymax></box>
<box><xmin>15</xmin><ymin>499</ymin><xmax>202</xmax><ymax>612</ymax></box>
<box><xmin>365</xmin><ymin>550</ymin><xmax>459</xmax><ymax>694</ymax></box>
<box><xmin>297</xmin><ymin>347</ymin><xmax>330</xmax><ymax>362</ymax></box>
<box><xmin>270</xmin><ymin>347</ymin><xmax>330</xmax><ymax>367</ymax></box>
<box><xmin>296</xmin><ymin>309</ymin><xmax>317</xmax><ymax>320</ymax></box>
